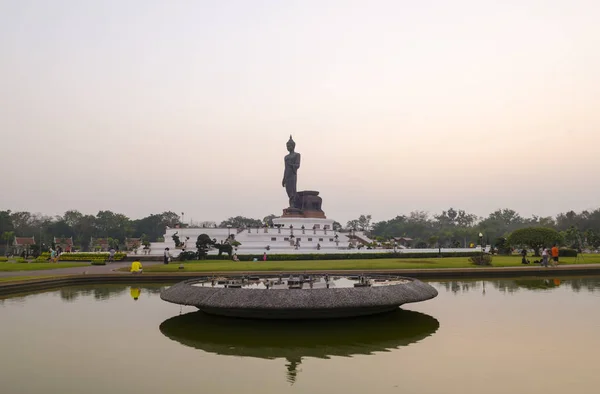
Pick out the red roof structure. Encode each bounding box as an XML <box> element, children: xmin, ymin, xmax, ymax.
<box><xmin>54</xmin><ymin>237</ymin><xmax>74</xmax><ymax>246</ymax></box>
<box><xmin>90</xmin><ymin>237</ymin><xmax>110</xmax><ymax>251</ymax></box>
<box><xmin>14</xmin><ymin>237</ymin><xmax>36</xmax><ymax>246</ymax></box>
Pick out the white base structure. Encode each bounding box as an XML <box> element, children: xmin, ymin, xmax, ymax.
<box><xmin>140</xmin><ymin>217</ymin><xmax>488</xmax><ymax>257</ymax></box>
<box><xmin>142</xmin><ymin>217</ymin><xmax>362</xmax><ymax>256</ymax></box>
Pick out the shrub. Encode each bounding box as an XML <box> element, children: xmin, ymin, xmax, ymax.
<box><xmin>15</xmin><ymin>257</ymin><xmax>28</xmax><ymax>263</ymax></box>
<box><xmin>507</xmin><ymin>227</ymin><xmax>563</xmax><ymax>256</ymax></box>
<box><xmin>0</xmin><ymin>256</ymin><xmax>8</xmax><ymax>262</ymax></box>
<box><xmin>178</xmin><ymin>250</ymin><xmax>199</xmax><ymax>261</ymax></box>
<box><xmin>228</xmin><ymin>251</ymin><xmax>480</xmax><ymax>262</ymax></box>
<box><xmin>559</xmin><ymin>248</ymin><xmax>578</xmax><ymax>257</ymax></box>
<box><xmin>55</xmin><ymin>252</ymin><xmax>126</xmax><ymax>262</ymax></box>
<box><xmin>469</xmin><ymin>254</ymin><xmax>493</xmax><ymax>266</ymax></box>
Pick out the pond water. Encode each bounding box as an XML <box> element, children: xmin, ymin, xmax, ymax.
<box><xmin>1</xmin><ymin>277</ymin><xmax>599</xmax><ymax>394</ymax></box>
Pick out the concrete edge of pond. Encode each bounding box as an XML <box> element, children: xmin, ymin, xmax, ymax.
<box><xmin>1</xmin><ymin>264</ymin><xmax>600</xmax><ymax>297</ymax></box>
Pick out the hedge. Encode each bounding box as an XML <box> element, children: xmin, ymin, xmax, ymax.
<box><xmin>0</xmin><ymin>257</ymin><xmax>8</xmax><ymax>262</ymax></box>
<box><xmin>195</xmin><ymin>251</ymin><xmax>481</xmax><ymax>261</ymax></box>
<box><xmin>35</xmin><ymin>252</ymin><xmax>126</xmax><ymax>262</ymax></box>
<box><xmin>559</xmin><ymin>248</ymin><xmax>578</xmax><ymax>257</ymax></box>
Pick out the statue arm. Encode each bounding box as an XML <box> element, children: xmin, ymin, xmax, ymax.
<box><xmin>293</xmin><ymin>154</ymin><xmax>301</xmax><ymax>172</ymax></box>
<box><xmin>282</xmin><ymin>159</ymin><xmax>286</xmax><ymax>186</ymax></box>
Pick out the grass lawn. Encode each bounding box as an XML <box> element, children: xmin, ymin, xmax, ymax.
<box><xmin>134</xmin><ymin>254</ymin><xmax>600</xmax><ymax>273</ymax></box>
<box><xmin>0</xmin><ymin>275</ymin><xmax>59</xmax><ymax>283</ymax></box>
<box><xmin>0</xmin><ymin>262</ymin><xmax>88</xmax><ymax>272</ymax></box>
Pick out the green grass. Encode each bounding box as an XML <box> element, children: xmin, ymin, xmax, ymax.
<box><xmin>0</xmin><ymin>262</ymin><xmax>88</xmax><ymax>272</ymax></box>
<box><xmin>132</xmin><ymin>254</ymin><xmax>600</xmax><ymax>272</ymax></box>
<box><xmin>0</xmin><ymin>275</ymin><xmax>58</xmax><ymax>282</ymax></box>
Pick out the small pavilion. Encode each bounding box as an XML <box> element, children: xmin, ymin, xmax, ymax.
<box><xmin>14</xmin><ymin>236</ymin><xmax>36</xmax><ymax>255</ymax></box>
<box><xmin>54</xmin><ymin>237</ymin><xmax>74</xmax><ymax>252</ymax></box>
<box><xmin>90</xmin><ymin>237</ymin><xmax>109</xmax><ymax>252</ymax></box>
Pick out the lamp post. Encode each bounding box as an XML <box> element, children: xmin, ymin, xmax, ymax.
<box><xmin>479</xmin><ymin>232</ymin><xmax>484</xmax><ymax>259</ymax></box>
<box><xmin>227</xmin><ymin>225</ymin><xmax>232</xmax><ymax>237</ymax></box>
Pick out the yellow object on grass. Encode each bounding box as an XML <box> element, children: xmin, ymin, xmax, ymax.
<box><xmin>130</xmin><ymin>261</ymin><xmax>143</xmax><ymax>272</ymax></box>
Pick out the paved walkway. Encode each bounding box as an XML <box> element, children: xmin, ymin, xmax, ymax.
<box><xmin>2</xmin><ymin>262</ymin><xmax>600</xmax><ymax>278</ymax></box>
<box><xmin>0</xmin><ymin>261</ymin><xmax>163</xmax><ymax>277</ymax></box>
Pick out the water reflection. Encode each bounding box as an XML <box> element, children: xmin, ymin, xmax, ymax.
<box><xmin>436</xmin><ymin>276</ymin><xmax>600</xmax><ymax>295</ymax></box>
<box><xmin>0</xmin><ymin>284</ymin><xmax>167</xmax><ymax>304</ymax></box>
<box><xmin>57</xmin><ymin>285</ymin><xmax>163</xmax><ymax>302</ymax></box>
<box><xmin>159</xmin><ymin>309</ymin><xmax>439</xmax><ymax>384</ymax></box>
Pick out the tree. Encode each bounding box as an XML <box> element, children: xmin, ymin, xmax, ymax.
<box><xmin>478</xmin><ymin>208</ymin><xmax>525</xmax><ymax>243</ymax></box>
<box><xmin>507</xmin><ymin>227</ymin><xmax>563</xmax><ymax>256</ymax></box>
<box><xmin>346</xmin><ymin>219</ymin><xmax>359</xmax><ymax>230</ymax></box>
<box><xmin>585</xmin><ymin>229</ymin><xmax>600</xmax><ymax>249</ymax></box>
<box><xmin>332</xmin><ymin>221</ymin><xmax>342</xmax><ymax>231</ymax></box>
<box><xmin>0</xmin><ymin>211</ymin><xmax>14</xmax><ymax>235</ymax></box>
<box><xmin>563</xmin><ymin>226</ymin><xmax>583</xmax><ymax>251</ymax></box>
<box><xmin>345</xmin><ymin>214</ymin><xmax>373</xmax><ymax>232</ymax></box>
<box><xmin>2</xmin><ymin>231</ymin><xmax>15</xmax><ymax>255</ymax></box>
<box><xmin>219</xmin><ymin>216</ymin><xmax>262</xmax><ymax>228</ymax></box>
<box><xmin>196</xmin><ymin>234</ymin><xmax>213</xmax><ymax>259</ymax></box>
<box><xmin>263</xmin><ymin>214</ymin><xmax>278</xmax><ymax>227</ymax></box>
<box><xmin>357</xmin><ymin>214</ymin><xmax>372</xmax><ymax>232</ymax></box>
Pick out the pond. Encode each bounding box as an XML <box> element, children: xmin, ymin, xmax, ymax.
<box><xmin>1</xmin><ymin>277</ymin><xmax>599</xmax><ymax>394</ymax></box>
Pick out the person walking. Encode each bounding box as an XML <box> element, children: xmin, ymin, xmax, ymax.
<box><xmin>163</xmin><ymin>247</ymin><xmax>171</xmax><ymax>265</ymax></box>
<box><xmin>551</xmin><ymin>244</ymin><xmax>559</xmax><ymax>267</ymax></box>
<box><xmin>108</xmin><ymin>248</ymin><xmax>116</xmax><ymax>263</ymax></box>
<box><xmin>541</xmin><ymin>247</ymin><xmax>549</xmax><ymax>267</ymax></box>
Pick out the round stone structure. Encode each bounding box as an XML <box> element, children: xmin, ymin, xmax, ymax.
<box><xmin>160</xmin><ymin>274</ymin><xmax>438</xmax><ymax>319</ymax></box>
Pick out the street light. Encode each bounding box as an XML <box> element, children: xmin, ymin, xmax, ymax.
<box><xmin>227</xmin><ymin>225</ymin><xmax>232</xmax><ymax>237</ymax></box>
<box><xmin>479</xmin><ymin>232</ymin><xmax>484</xmax><ymax>259</ymax></box>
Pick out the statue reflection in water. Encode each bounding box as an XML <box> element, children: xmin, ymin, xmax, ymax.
<box><xmin>159</xmin><ymin>309</ymin><xmax>439</xmax><ymax>384</ymax></box>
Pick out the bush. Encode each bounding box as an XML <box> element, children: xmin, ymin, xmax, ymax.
<box><xmin>56</xmin><ymin>252</ymin><xmax>127</xmax><ymax>262</ymax></box>
<box><xmin>559</xmin><ymin>248</ymin><xmax>578</xmax><ymax>257</ymax></box>
<box><xmin>0</xmin><ymin>256</ymin><xmax>8</xmax><ymax>262</ymax></box>
<box><xmin>227</xmin><ymin>251</ymin><xmax>480</xmax><ymax>262</ymax></box>
<box><xmin>35</xmin><ymin>253</ymin><xmax>51</xmax><ymax>263</ymax></box>
<box><xmin>469</xmin><ymin>254</ymin><xmax>493</xmax><ymax>266</ymax></box>
<box><xmin>15</xmin><ymin>257</ymin><xmax>28</xmax><ymax>264</ymax></box>
<box><xmin>179</xmin><ymin>250</ymin><xmax>198</xmax><ymax>261</ymax></box>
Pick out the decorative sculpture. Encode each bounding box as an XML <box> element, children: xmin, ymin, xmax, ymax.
<box><xmin>282</xmin><ymin>135</ymin><xmax>301</xmax><ymax>208</ymax></box>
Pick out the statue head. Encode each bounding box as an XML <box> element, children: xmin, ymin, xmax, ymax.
<box><xmin>286</xmin><ymin>135</ymin><xmax>296</xmax><ymax>152</ymax></box>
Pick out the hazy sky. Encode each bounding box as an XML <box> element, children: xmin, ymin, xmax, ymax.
<box><xmin>1</xmin><ymin>0</ymin><xmax>599</xmax><ymax>224</ymax></box>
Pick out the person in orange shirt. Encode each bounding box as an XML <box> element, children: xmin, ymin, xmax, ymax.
<box><xmin>551</xmin><ymin>244</ymin><xmax>559</xmax><ymax>266</ymax></box>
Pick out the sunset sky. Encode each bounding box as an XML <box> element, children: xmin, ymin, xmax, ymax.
<box><xmin>1</xmin><ymin>0</ymin><xmax>599</xmax><ymax>224</ymax></box>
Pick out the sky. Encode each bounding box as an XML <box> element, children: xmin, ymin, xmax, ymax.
<box><xmin>1</xmin><ymin>0</ymin><xmax>599</xmax><ymax>224</ymax></box>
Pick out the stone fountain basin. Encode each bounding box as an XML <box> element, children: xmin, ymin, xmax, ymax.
<box><xmin>160</xmin><ymin>275</ymin><xmax>438</xmax><ymax>319</ymax></box>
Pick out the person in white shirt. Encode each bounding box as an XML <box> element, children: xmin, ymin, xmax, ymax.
<box><xmin>541</xmin><ymin>247</ymin><xmax>549</xmax><ymax>267</ymax></box>
<box><xmin>163</xmin><ymin>247</ymin><xmax>171</xmax><ymax>265</ymax></box>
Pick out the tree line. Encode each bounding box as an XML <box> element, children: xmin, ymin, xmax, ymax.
<box><xmin>1</xmin><ymin>207</ymin><xmax>600</xmax><ymax>253</ymax></box>
<box><xmin>364</xmin><ymin>208</ymin><xmax>600</xmax><ymax>251</ymax></box>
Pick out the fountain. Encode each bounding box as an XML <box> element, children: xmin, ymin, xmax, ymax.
<box><xmin>160</xmin><ymin>274</ymin><xmax>438</xmax><ymax>319</ymax></box>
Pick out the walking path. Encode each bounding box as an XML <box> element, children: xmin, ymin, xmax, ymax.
<box><xmin>0</xmin><ymin>261</ymin><xmax>163</xmax><ymax>277</ymax></box>
<box><xmin>2</xmin><ymin>262</ymin><xmax>600</xmax><ymax>278</ymax></box>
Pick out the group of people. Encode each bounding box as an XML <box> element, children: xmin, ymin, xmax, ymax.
<box><xmin>48</xmin><ymin>246</ymin><xmax>63</xmax><ymax>263</ymax></box>
<box><xmin>521</xmin><ymin>244</ymin><xmax>560</xmax><ymax>267</ymax></box>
